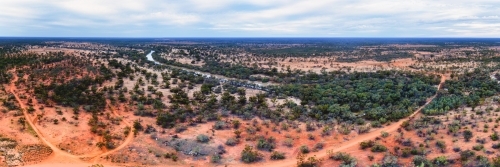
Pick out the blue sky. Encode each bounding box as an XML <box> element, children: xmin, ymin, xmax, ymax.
<box><xmin>1</xmin><ymin>0</ymin><xmax>499</xmax><ymax>37</ymax></box>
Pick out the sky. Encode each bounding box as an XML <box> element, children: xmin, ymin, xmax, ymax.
<box><xmin>0</xmin><ymin>0</ymin><xmax>499</xmax><ymax>37</ymax></box>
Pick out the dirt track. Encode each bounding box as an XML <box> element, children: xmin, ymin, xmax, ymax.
<box><xmin>89</xmin><ymin>102</ymin><xmax>135</xmax><ymax>162</ymax></box>
<box><xmin>6</xmin><ymin>72</ymin><xmax>135</xmax><ymax>165</ymax></box>
<box><xmin>8</xmin><ymin>75</ymin><xmax>91</xmax><ymax>159</ymax></box>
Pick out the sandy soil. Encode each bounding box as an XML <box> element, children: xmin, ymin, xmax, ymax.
<box><xmin>4</xmin><ymin>71</ymin><xmax>140</xmax><ymax>167</ymax></box>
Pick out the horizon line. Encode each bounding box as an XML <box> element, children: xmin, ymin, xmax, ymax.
<box><xmin>1</xmin><ymin>36</ymin><xmax>500</xmax><ymax>39</ymax></box>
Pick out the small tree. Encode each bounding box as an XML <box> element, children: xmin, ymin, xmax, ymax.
<box><xmin>17</xmin><ymin>117</ymin><xmax>26</xmax><ymax>130</ymax></box>
<box><xmin>271</xmin><ymin>97</ymin><xmax>277</xmax><ymax>107</ymax></box>
<box><xmin>232</xmin><ymin>120</ymin><xmax>241</xmax><ymax>129</ymax></box>
<box><xmin>234</xmin><ymin>130</ymin><xmax>242</xmax><ymax>138</ymax></box>
<box><xmin>436</xmin><ymin>140</ymin><xmax>446</xmax><ymax>152</ymax></box>
<box><xmin>133</xmin><ymin>120</ymin><xmax>143</xmax><ymax>136</ymax></box>
<box><xmin>463</xmin><ymin>130</ymin><xmax>473</xmax><ymax>142</ymax></box>
<box><xmin>492</xmin><ymin>132</ymin><xmax>499</xmax><ymax>141</ymax></box>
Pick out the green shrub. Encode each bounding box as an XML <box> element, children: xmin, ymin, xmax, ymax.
<box><xmin>460</xmin><ymin>150</ymin><xmax>475</xmax><ymax>161</ymax></box>
<box><xmin>256</xmin><ymin>136</ymin><xmax>276</xmax><ymax>151</ymax></box>
<box><xmin>270</xmin><ymin>151</ymin><xmax>286</xmax><ymax>160</ymax></box>
<box><xmin>299</xmin><ymin>145</ymin><xmax>310</xmax><ymax>154</ymax></box>
<box><xmin>436</xmin><ymin>140</ymin><xmax>446</xmax><ymax>150</ymax></box>
<box><xmin>360</xmin><ymin>140</ymin><xmax>375</xmax><ymax>149</ymax></box>
<box><xmin>197</xmin><ymin>134</ymin><xmax>210</xmax><ymax>143</ymax></box>
<box><xmin>225</xmin><ymin>137</ymin><xmax>239</xmax><ymax>146</ymax></box>
<box><xmin>175</xmin><ymin>125</ymin><xmax>187</xmax><ymax>133</ymax></box>
<box><xmin>211</xmin><ymin>154</ymin><xmax>221</xmax><ymax>163</ymax></box>
<box><xmin>313</xmin><ymin>142</ymin><xmax>324</xmax><ymax>151</ymax></box>
<box><xmin>413</xmin><ymin>155</ymin><xmax>432</xmax><ymax>167</ymax></box>
<box><xmin>241</xmin><ymin>145</ymin><xmax>262</xmax><ymax>163</ymax></box>
<box><xmin>213</xmin><ymin>121</ymin><xmax>226</xmax><ymax>130</ymax></box>
<box><xmin>472</xmin><ymin>144</ymin><xmax>484</xmax><ymax>151</ymax></box>
<box><xmin>327</xmin><ymin>151</ymin><xmax>357</xmax><ymax>166</ymax></box>
<box><xmin>381</xmin><ymin>154</ymin><xmax>399</xmax><ymax>166</ymax></box>
<box><xmin>283</xmin><ymin>138</ymin><xmax>294</xmax><ymax>147</ymax></box>
<box><xmin>232</xmin><ymin>120</ymin><xmax>240</xmax><ymax>129</ymax></box>
<box><xmin>297</xmin><ymin>153</ymin><xmax>321</xmax><ymax>167</ymax></box>
<box><xmin>381</xmin><ymin>131</ymin><xmax>389</xmax><ymax>138</ymax></box>
<box><xmin>432</xmin><ymin>156</ymin><xmax>448</xmax><ymax>166</ymax></box>
<box><xmin>371</xmin><ymin>144</ymin><xmax>387</xmax><ymax>152</ymax></box>
<box><xmin>492</xmin><ymin>132</ymin><xmax>499</xmax><ymax>141</ymax></box>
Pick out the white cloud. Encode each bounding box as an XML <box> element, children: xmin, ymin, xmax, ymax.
<box><xmin>130</xmin><ymin>12</ymin><xmax>200</xmax><ymax>25</ymax></box>
<box><xmin>0</xmin><ymin>0</ymin><xmax>499</xmax><ymax>37</ymax></box>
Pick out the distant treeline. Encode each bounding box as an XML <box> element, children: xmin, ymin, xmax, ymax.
<box><xmin>336</xmin><ymin>52</ymin><xmax>413</xmax><ymax>62</ymax></box>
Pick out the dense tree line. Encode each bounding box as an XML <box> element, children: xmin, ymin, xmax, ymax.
<box><xmin>273</xmin><ymin>71</ymin><xmax>440</xmax><ymax>122</ymax></box>
<box><xmin>34</xmin><ymin>77</ymin><xmax>107</xmax><ymax>111</ymax></box>
<box><xmin>0</xmin><ymin>49</ymin><xmax>68</xmax><ymax>83</ymax></box>
<box><xmin>336</xmin><ymin>52</ymin><xmax>413</xmax><ymax>62</ymax></box>
<box><xmin>423</xmin><ymin>68</ymin><xmax>500</xmax><ymax>115</ymax></box>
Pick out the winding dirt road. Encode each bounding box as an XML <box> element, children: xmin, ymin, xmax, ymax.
<box><xmin>6</xmin><ymin>72</ymin><xmax>136</xmax><ymax>165</ymax></box>
<box><xmin>7</xmin><ymin>75</ymin><xmax>90</xmax><ymax>159</ymax></box>
<box><xmin>89</xmin><ymin>102</ymin><xmax>135</xmax><ymax>162</ymax></box>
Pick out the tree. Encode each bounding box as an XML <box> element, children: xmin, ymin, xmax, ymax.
<box><xmin>234</xmin><ymin>130</ymin><xmax>242</xmax><ymax>138</ymax></box>
<box><xmin>17</xmin><ymin>117</ymin><xmax>26</xmax><ymax>130</ymax></box>
<box><xmin>201</xmin><ymin>83</ymin><xmax>213</xmax><ymax>94</ymax></box>
<box><xmin>156</xmin><ymin>91</ymin><xmax>163</xmax><ymax>99</ymax></box>
<box><xmin>435</xmin><ymin>140</ymin><xmax>446</xmax><ymax>152</ymax></box>
<box><xmin>271</xmin><ymin>97</ymin><xmax>277</xmax><ymax>107</ymax></box>
<box><xmin>463</xmin><ymin>130</ymin><xmax>473</xmax><ymax>142</ymax></box>
<box><xmin>133</xmin><ymin>120</ymin><xmax>143</xmax><ymax>136</ymax></box>
<box><xmin>232</xmin><ymin>120</ymin><xmax>241</xmax><ymax>129</ymax></box>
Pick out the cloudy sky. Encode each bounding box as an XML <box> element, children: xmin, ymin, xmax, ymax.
<box><xmin>1</xmin><ymin>0</ymin><xmax>499</xmax><ymax>37</ymax></box>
